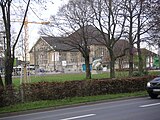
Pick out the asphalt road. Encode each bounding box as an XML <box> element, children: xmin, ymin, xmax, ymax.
<box><xmin>0</xmin><ymin>97</ymin><xmax>160</xmax><ymax>120</ymax></box>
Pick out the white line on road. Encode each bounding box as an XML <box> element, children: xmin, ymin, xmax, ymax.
<box><xmin>60</xmin><ymin>114</ymin><xmax>96</xmax><ymax>120</ymax></box>
<box><xmin>139</xmin><ymin>102</ymin><xmax>160</xmax><ymax>108</ymax></box>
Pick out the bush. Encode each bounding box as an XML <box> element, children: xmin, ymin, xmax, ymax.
<box><xmin>0</xmin><ymin>75</ymin><xmax>157</xmax><ymax>107</ymax></box>
<box><xmin>0</xmin><ymin>86</ymin><xmax>20</xmax><ymax>107</ymax></box>
<box><xmin>21</xmin><ymin>75</ymin><xmax>156</xmax><ymax>102</ymax></box>
<box><xmin>21</xmin><ymin>82</ymin><xmax>65</xmax><ymax>101</ymax></box>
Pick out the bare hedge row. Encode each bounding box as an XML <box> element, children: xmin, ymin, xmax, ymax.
<box><xmin>0</xmin><ymin>75</ymin><xmax>156</xmax><ymax>107</ymax></box>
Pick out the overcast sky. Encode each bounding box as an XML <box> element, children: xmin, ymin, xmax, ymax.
<box><xmin>27</xmin><ymin>0</ymin><xmax>68</xmax><ymax>48</ymax></box>
<box><xmin>12</xmin><ymin>0</ymin><xmax>68</xmax><ymax>51</ymax></box>
<box><xmin>13</xmin><ymin>0</ymin><xmax>157</xmax><ymax>57</ymax></box>
<box><xmin>11</xmin><ymin>0</ymin><xmax>69</xmax><ymax>58</ymax></box>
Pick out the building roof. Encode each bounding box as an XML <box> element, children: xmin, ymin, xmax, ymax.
<box><xmin>41</xmin><ymin>36</ymin><xmax>76</xmax><ymax>51</ymax></box>
<box><xmin>67</xmin><ymin>25</ymin><xmax>104</xmax><ymax>45</ymax></box>
<box><xmin>30</xmin><ymin>25</ymin><xmax>104</xmax><ymax>52</ymax></box>
<box><xmin>140</xmin><ymin>48</ymin><xmax>158</xmax><ymax>56</ymax></box>
<box><xmin>30</xmin><ymin>26</ymin><xmax>155</xmax><ymax>56</ymax></box>
<box><xmin>29</xmin><ymin>36</ymin><xmax>78</xmax><ymax>53</ymax></box>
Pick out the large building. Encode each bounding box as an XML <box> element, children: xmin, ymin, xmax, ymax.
<box><xmin>29</xmin><ymin>26</ymin><xmax>130</xmax><ymax>72</ymax></box>
<box><xmin>29</xmin><ymin>26</ymin><xmax>157</xmax><ymax>73</ymax></box>
<box><xmin>29</xmin><ymin>36</ymin><xmax>112</xmax><ymax>72</ymax></box>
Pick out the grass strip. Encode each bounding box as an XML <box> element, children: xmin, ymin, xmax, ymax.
<box><xmin>0</xmin><ymin>91</ymin><xmax>147</xmax><ymax>114</ymax></box>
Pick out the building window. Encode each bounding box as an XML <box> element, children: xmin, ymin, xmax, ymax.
<box><xmin>61</xmin><ymin>52</ymin><xmax>67</xmax><ymax>61</ymax></box>
<box><xmin>70</xmin><ymin>52</ymin><xmax>78</xmax><ymax>63</ymax></box>
<box><xmin>94</xmin><ymin>47</ymin><xmax>107</xmax><ymax>59</ymax></box>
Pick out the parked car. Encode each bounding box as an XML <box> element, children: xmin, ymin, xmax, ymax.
<box><xmin>146</xmin><ymin>77</ymin><xmax>160</xmax><ymax>99</ymax></box>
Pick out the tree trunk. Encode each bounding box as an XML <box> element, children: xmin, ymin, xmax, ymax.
<box><xmin>85</xmin><ymin>55</ymin><xmax>91</xmax><ymax>79</ymax></box>
<box><xmin>137</xmin><ymin>1</ymin><xmax>143</xmax><ymax>74</ymax></box>
<box><xmin>118</xmin><ymin>59</ymin><xmax>123</xmax><ymax>70</ymax></box>
<box><xmin>4</xmin><ymin>57</ymin><xmax>13</xmax><ymax>86</ymax></box>
<box><xmin>109</xmin><ymin>50</ymin><xmax>116</xmax><ymax>78</ymax></box>
<box><xmin>110</xmin><ymin>60</ymin><xmax>115</xmax><ymax>78</ymax></box>
<box><xmin>137</xmin><ymin>40</ymin><xmax>143</xmax><ymax>74</ymax></box>
<box><xmin>128</xmin><ymin>10</ymin><xmax>134</xmax><ymax>76</ymax></box>
<box><xmin>0</xmin><ymin>74</ymin><xmax>4</xmax><ymax>88</ymax></box>
<box><xmin>129</xmin><ymin>46</ymin><xmax>134</xmax><ymax>76</ymax></box>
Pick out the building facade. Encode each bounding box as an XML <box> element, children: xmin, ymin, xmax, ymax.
<box><xmin>29</xmin><ymin>36</ymin><xmax>110</xmax><ymax>72</ymax></box>
<box><xmin>29</xmin><ymin>25</ymin><xmax>158</xmax><ymax>73</ymax></box>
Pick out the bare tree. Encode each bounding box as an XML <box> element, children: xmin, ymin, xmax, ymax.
<box><xmin>49</xmin><ymin>0</ymin><xmax>96</xmax><ymax>79</ymax></box>
<box><xmin>136</xmin><ymin>0</ymin><xmax>145</xmax><ymax>74</ymax></box>
<box><xmin>123</xmin><ymin>0</ymin><xmax>154</xmax><ymax>75</ymax></box>
<box><xmin>0</xmin><ymin>0</ymin><xmax>31</xmax><ymax>86</ymax></box>
<box><xmin>146</xmin><ymin>0</ymin><xmax>160</xmax><ymax>47</ymax></box>
<box><xmin>0</xmin><ymin>0</ymin><xmax>51</xmax><ymax>86</ymax></box>
<box><xmin>89</xmin><ymin>0</ymin><xmax>127</xmax><ymax>78</ymax></box>
<box><xmin>122</xmin><ymin>0</ymin><xmax>140</xmax><ymax>76</ymax></box>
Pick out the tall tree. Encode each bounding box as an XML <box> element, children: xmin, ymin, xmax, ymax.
<box><xmin>136</xmin><ymin>0</ymin><xmax>144</xmax><ymax>74</ymax></box>
<box><xmin>123</xmin><ymin>0</ymin><xmax>139</xmax><ymax>76</ymax></box>
<box><xmin>89</xmin><ymin>0</ymin><xmax>127</xmax><ymax>78</ymax></box>
<box><xmin>0</xmin><ymin>0</ymin><xmax>50</xmax><ymax>86</ymax></box>
<box><xmin>146</xmin><ymin>0</ymin><xmax>160</xmax><ymax>47</ymax></box>
<box><xmin>51</xmin><ymin>0</ymin><xmax>95</xmax><ymax>79</ymax></box>
<box><xmin>0</xmin><ymin>0</ymin><xmax>31</xmax><ymax>86</ymax></box>
<box><xmin>122</xmin><ymin>0</ymin><xmax>152</xmax><ymax>75</ymax></box>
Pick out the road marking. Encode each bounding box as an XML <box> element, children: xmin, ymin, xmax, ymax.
<box><xmin>60</xmin><ymin>114</ymin><xmax>96</xmax><ymax>120</ymax></box>
<box><xmin>140</xmin><ymin>102</ymin><xmax>160</xmax><ymax>108</ymax></box>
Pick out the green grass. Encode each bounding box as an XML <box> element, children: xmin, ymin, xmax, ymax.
<box><xmin>12</xmin><ymin>72</ymin><xmax>130</xmax><ymax>87</ymax></box>
<box><xmin>0</xmin><ymin>91</ymin><xmax>147</xmax><ymax>114</ymax></box>
<box><xmin>2</xmin><ymin>70</ymin><xmax>158</xmax><ymax>87</ymax></box>
<box><xmin>11</xmin><ymin>70</ymin><xmax>159</xmax><ymax>87</ymax></box>
<box><xmin>149</xmin><ymin>70</ymin><xmax>160</xmax><ymax>76</ymax></box>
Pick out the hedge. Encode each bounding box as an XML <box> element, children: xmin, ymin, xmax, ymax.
<box><xmin>21</xmin><ymin>75</ymin><xmax>156</xmax><ymax>102</ymax></box>
<box><xmin>0</xmin><ymin>75</ymin><xmax>157</xmax><ymax>107</ymax></box>
<box><xmin>0</xmin><ymin>86</ymin><xmax>21</xmax><ymax>107</ymax></box>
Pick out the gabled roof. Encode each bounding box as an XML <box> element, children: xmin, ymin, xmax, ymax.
<box><xmin>42</xmin><ymin>36</ymin><xmax>78</xmax><ymax>52</ymax></box>
<box><xmin>30</xmin><ymin>25</ymin><xmax>104</xmax><ymax>52</ymax></box>
<box><xmin>41</xmin><ymin>36</ymin><xmax>65</xmax><ymax>50</ymax></box>
<box><xmin>29</xmin><ymin>25</ymin><xmax>141</xmax><ymax>54</ymax></box>
<box><xmin>29</xmin><ymin>36</ymin><xmax>78</xmax><ymax>53</ymax></box>
<box><xmin>67</xmin><ymin>25</ymin><xmax>104</xmax><ymax>45</ymax></box>
<box><xmin>140</xmin><ymin>48</ymin><xmax>158</xmax><ymax>56</ymax></box>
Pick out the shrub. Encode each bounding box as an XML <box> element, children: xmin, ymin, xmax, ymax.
<box><xmin>0</xmin><ymin>86</ymin><xmax>20</xmax><ymax>107</ymax></box>
<box><xmin>0</xmin><ymin>75</ymin><xmax>157</xmax><ymax>107</ymax></box>
<box><xmin>20</xmin><ymin>75</ymin><xmax>156</xmax><ymax>102</ymax></box>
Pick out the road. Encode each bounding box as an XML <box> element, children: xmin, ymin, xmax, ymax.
<box><xmin>0</xmin><ymin>97</ymin><xmax>160</xmax><ymax>120</ymax></box>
